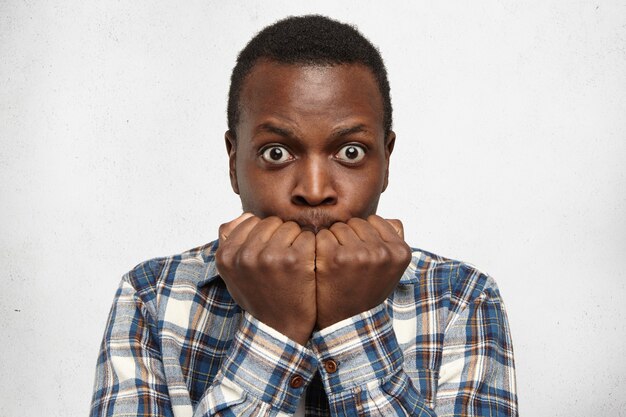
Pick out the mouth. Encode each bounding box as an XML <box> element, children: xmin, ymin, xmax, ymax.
<box><xmin>298</xmin><ymin>223</ymin><xmax>324</xmax><ymax>234</ymax></box>
<box><xmin>289</xmin><ymin>209</ymin><xmax>338</xmax><ymax>234</ymax></box>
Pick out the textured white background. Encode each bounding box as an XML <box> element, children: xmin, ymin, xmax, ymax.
<box><xmin>1</xmin><ymin>1</ymin><xmax>625</xmax><ymax>416</ymax></box>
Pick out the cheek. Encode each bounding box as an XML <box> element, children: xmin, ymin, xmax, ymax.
<box><xmin>336</xmin><ymin>168</ymin><xmax>386</xmax><ymax>215</ymax></box>
<box><xmin>350</xmin><ymin>187</ymin><xmax>383</xmax><ymax>215</ymax></box>
<box><xmin>238</xmin><ymin>164</ymin><xmax>291</xmax><ymax>211</ymax></box>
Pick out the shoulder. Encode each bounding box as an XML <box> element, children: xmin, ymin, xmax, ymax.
<box><xmin>122</xmin><ymin>240</ymin><xmax>220</xmax><ymax>303</ymax></box>
<box><xmin>404</xmin><ymin>247</ymin><xmax>503</xmax><ymax>313</ymax></box>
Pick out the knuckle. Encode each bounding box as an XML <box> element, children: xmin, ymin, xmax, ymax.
<box><xmin>285</xmin><ymin>221</ymin><xmax>302</xmax><ymax>233</ymax></box>
<box><xmin>333</xmin><ymin>249</ymin><xmax>350</xmax><ymax>266</ymax></box>
<box><xmin>347</xmin><ymin>217</ymin><xmax>366</xmax><ymax>228</ymax></box>
<box><xmin>257</xmin><ymin>249</ymin><xmax>278</xmax><ymax>268</ymax></box>
<box><xmin>372</xmin><ymin>245</ymin><xmax>391</xmax><ymax>263</ymax></box>
<box><xmin>334</xmin><ymin>247</ymin><xmax>368</xmax><ymax>265</ymax></box>
<box><xmin>216</xmin><ymin>246</ymin><xmax>232</xmax><ymax>265</ymax></box>
<box><xmin>237</xmin><ymin>247</ymin><xmax>257</xmax><ymax>268</ymax></box>
<box><xmin>387</xmin><ymin>218</ymin><xmax>402</xmax><ymax>227</ymax></box>
<box><xmin>395</xmin><ymin>243</ymin><xmax>413</xmax><ymax>265</ymax></box>
<box><xmin>218</xmin><ymin>223</ymin><xmax>230</xmax><ymax>237</ymax></box>
<box><xmin>367</xmin><ymin>214</ymin><xmax>383</xmax><ymax>225</ymax></box>
<box><xmin>264</xmin><ymin>216</ymin><xmax>283</xmax><ymax>227</ymax></box>
<box><xmin>278</xmin><ymin>221</ymin><xmax>299</xmax><ymax>236</ymax></box>
<box><xmin>282</xmin><ymin>252</ymin><xmax>298</xmax><ymax>268</ymax></box>
<box><xmin>215</xmin><ymin>251</ymin><xmax>234</xmax><ymax>277</ymax></box>
<box><xmin>355</xmin><ymin>248</ymin><xmax>370</xmax><ymax>264</ymax></box>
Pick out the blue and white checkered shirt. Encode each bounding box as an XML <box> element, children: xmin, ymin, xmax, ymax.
<box><xmin>91</xmin><ymin>240</ymin><xmax>517</xmax><ymax>416</ymax></box>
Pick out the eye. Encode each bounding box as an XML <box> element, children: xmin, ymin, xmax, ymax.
<box><xmin>260</xmin><ymin>145</ymin><xmax>294</xmax><ymax>164</ymax></box>
<box><xmin>335</xmin><ymin>144</ymin><xmax>366</xmax><ymax>163</ymax></box>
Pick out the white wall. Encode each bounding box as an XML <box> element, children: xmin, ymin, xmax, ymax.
<box><xmin>1</xmin><ymin>1</ymin><xmax>625</xmax><ymax>415</ymax></box>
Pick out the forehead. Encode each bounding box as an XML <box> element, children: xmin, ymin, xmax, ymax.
<box><xmin>236</xmin><ymin>60</ymin><xmax>385</xmax><ymax>137</ymax></box>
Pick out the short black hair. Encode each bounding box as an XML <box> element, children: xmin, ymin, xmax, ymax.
<box><xmin>227</xmin><ymin>15</ymin><xmax>392</xmax><ymax>135</ymax></box>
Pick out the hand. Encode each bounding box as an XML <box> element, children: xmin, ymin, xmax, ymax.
<box><xmin>215</xmin><ymin>213</ymin><xmax>317</xmax><ymax>345</ymax></box>
<box><xmin>314</xmin><ymin>215</ymin><xmax>412</xmax><ymax>329</ymax></box>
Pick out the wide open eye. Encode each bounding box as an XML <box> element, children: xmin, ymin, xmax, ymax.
<box><xmin>335</xmin><ymin>144</ymin><xmax>366</xmax><ymax>164</ymax></box>
<box><xmin>260</xmin><ymin>145</ymin><xmax>294</xmax><ymax>164</ymax></box>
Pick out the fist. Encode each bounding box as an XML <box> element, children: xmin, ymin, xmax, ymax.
<box><xmin>215</xmin><ymin>214</ymin><xmax>317</xmax><ymax>345</ymax></box>
<box><xmin>314</xmin><ymin>215</ymin><xmax>412</xmax><ymax>329</ymax></box>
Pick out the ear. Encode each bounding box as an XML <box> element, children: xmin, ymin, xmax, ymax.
<box><xmin>225</xmin><ymin>130</ymin><xmax>240</xmax><ymax>195</ymax></box>
<box><xmin>382</xmin><ymin>130</ymin><xmax>396</xmax><ymax>192</ymax></box>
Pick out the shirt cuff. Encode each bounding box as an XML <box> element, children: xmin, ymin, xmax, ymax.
<box><xmin>311</xmin><ymin>303</ymin><xmax>404</xmax><ymax>394</ymax></box>
<box><xmin>220</xmin><ymin>311</ymin><xmax>318</xmax><ymax>414</ymax></box>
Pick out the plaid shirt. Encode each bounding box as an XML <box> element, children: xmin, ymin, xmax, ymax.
<box><xmin>91</xmin><ymin>240</ymin><xmax>517</xmax><ymax>416</ymax></box>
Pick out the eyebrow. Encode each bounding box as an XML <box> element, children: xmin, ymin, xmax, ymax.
<box><xmin>331</xmin><ymin>124</ymin><xmax>369</xmax><ymax>137</ymax></box>
<box><xmin>255</xmin><ymin>123</ymin><xmax>296</xmax><ymax>138</ymax></box>
<box><xmin>254</xmin><ymin>123</ymin><xmax>370</xmax><ymax>139</ymax></box>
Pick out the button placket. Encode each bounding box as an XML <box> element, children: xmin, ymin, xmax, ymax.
<box><xmin>289</xmin><ymin>375</ymin><xmax>304</xmax><ymax>388</ymax></box>
<box><xmin>323</xmin><ymin>359</ymin><xmax>338</xmax><ymax>374</ymax></box>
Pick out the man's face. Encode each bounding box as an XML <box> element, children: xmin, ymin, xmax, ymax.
<box><xmin>226</xmin><ymin>60</ymin><xmax>395</xmax><ymax>232</ymax></box>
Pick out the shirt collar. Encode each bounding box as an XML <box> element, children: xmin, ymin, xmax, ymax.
<box><xmin>197</xmin><ymin>239</ymin><xmax>221</xmax><ymax>287</ymax></box>
<box><xmin>398</xmin><ymin>250</ymin><xmax>420</xmax><ymax>285</ymax></box>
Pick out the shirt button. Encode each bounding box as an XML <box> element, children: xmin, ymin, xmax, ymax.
<box><xmin>324</xmin><ymin>359</ymin><xmax>338</xmax><ymax>374</ymax></box>
<box><xmin>290</xmin><ymin>375</ymin><xmax>304</xmax><ymax>389</ymax></box>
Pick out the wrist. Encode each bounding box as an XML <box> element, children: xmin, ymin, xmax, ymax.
<box><xmin>317</xmin><ymin>302</ymin><xmax>381</xmax><ymax>330</ymax></box>
<box><xmin>254</xmin><ymin>313</ymin><xmax>315</xmax><ymax>346</ymax></box>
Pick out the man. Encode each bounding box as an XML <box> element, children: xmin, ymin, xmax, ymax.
<box><xmin>91</xmin><ymin>15</ymin><xmax>517</xmax><ymax>417</ymax></box>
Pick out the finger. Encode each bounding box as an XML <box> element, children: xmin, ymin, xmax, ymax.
<box><xmin>267</xmin><ymin>221</ymin><xmax>303</xmax><ymax>247</ymax></box>
<box><xmin>346</xmin><ymin>217</ymin><xmax>382</xmax><ymax>242</ymax></box>
<box><xmin>244</xmin><ymin>216</ymin><xmax>284</xmax><ymax>244</ymax></box>
<box><xmin>315</xmin><ymin>228</ymin><xmax>339</xmax><ymax>254</ymax></box>
<box><xmin>291</xmin><ymin>230</ymin><xmax>316</xmax><ymax>269</ymax></box>
<box><xmin>367</xmin><ymin>215</ymin><xmax>405</xmax><ymax>242</ymax></box>
<box><xmin>385</xmin><ymin>219</ymin><xmax>405</xmax><ymax>239</ymax></box>
<box><xmin>219</xmin><ymin>212</ymin><xmax>255</xmax><ymax>241</ymax></box>
<box><xmin>328</xmin><ymin>222</ymin><xmax>361</xmax><ymax>246</ymax></box>
<box><xmin>292</xmin><ymin>230</ymin><xmax>316</xmax><ymax>250</ymax></box>
<box><xmin>221</xmin><ymin>215</ymin><xmax>261</xmax><ymax>246</ymax></box>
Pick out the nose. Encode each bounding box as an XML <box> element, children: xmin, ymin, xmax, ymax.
<box><xmin>291</xmin><ymin>157</ymin><xmax>337</xmax><ymax>207</ymax></box>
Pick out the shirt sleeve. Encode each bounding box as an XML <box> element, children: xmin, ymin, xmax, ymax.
<box><xmin>90</xmin><ymin>275</ymin><xmax>319</xmax><ymax>417</ymax></box>
<box><xmin>309</xmin><ymin>304</ymin><xmax>437</xmax><ymax>416</ymax></box>
<box><xmin>309</xmin><ymin>291</ymin><xmax>518</xmax><ymax>417</ymax></box>
<box><xmin>434</xmin><ymin>286</ymin><xmax>518</xmax><ymax>416</ymax></box>
<box><xmin>196</xmin><ymin>312</ymin><xmax>319</xmax><ymax>416</ymax></box>
<box><xmin>90</xmin><ymin>276</ymin><xmax>175</xmax><ymax>417</ymax></box>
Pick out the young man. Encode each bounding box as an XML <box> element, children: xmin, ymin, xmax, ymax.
<box><xmin>91</xmin><ymin>15</ymin><xmax>517</xmax><ymax>417</ymax></box>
